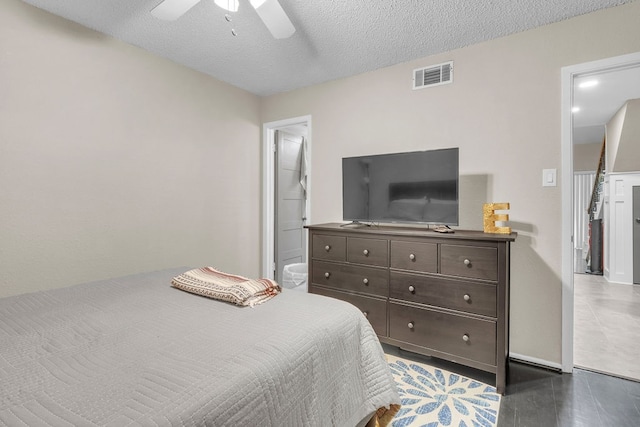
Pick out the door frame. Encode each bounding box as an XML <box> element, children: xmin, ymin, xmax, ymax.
<box><xmin>634</xmin><ymin>185</ymin><xmax>640</xmax><ymax>285</ymax></box>
<box><xmin>561</xmin><ymin>51</ymin><xmax>640</xmax><ymax>373</ymax></box>
<box><xmin>262</xmin><ymin>115</ymin><xmax>312</xmax><ymax>279</ymax></box>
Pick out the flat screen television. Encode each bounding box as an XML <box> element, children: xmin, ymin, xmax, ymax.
<box><xmin>342</xmin><ymin>148</ymin><xmax>459</xmax><ymax>226</ymax></box>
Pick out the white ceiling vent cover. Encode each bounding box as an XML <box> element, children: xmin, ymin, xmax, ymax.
<box><xmin>413</xmin><ymin>61</ymin><xmax>453</xmax><ymax>90</ymax></box>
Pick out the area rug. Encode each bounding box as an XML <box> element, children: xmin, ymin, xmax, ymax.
<box><xmin>386</xmin><ymin>354</ymin><xmax>501</xmax><ymax>427</ymax></box>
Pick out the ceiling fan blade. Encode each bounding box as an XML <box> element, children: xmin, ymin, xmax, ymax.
<box><xmin>250</xmin><ymin>0</ymin><xmax>295</xmax><ymax>39</ymax></box>
<box><xmin>151</xmin><ymin>0</ymin><xmax>201</xmax><ymax>21</ymax></box>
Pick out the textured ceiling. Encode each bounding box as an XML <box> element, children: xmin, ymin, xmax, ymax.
<box><xmin>20</xmin><ymin>0</ymin><xmax>634</xmax><ymax>97</ymax></box>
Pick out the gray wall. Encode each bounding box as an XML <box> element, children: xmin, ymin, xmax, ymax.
<box><xmin>1</xmin><ymin>0</ymin><xmax>262</xmax><ymax>297</ymax></box>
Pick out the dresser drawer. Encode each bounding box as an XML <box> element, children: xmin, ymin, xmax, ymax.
<box><xmin>440</xmin><ymin>244</ymin><xmax>498</xmax><ymax>281</ymax></box>
<box><xmin>312</xmin><ymin>260</ymin><xmax>388</xmax><ymax>296</ymax></box>
<box><xmin>347</xmin><ymin>238</ymin><xmax>389</xmax><ymax>266</ymax></box>
<box><xmin>390</xmin><ymin>271</ymin><xmax>497</xmax><ymax>317</ymax></box>
<box><xmin>389</xmin><ymin>302</ymin><xmax>496</xmax><ymax>366</ymax></box>
<box><xmin>311</xmin><ymin>287</ymin><xmax>388</xmax><ymax>336</ymax></box>
<box><xmin>390</xmin><ymin>240</ymin><xmax>437</xmax><ymax>273</ymax></box>
<box><xmin>312</xmin><ymin>234</ymin><xmax>346</xmax><ymax>261</ymax></box>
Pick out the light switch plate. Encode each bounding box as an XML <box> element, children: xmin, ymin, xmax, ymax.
<box><xmin>542</xmin><ymin>168</ymin><xmax>557</xmax><ymax>187</ymax></box>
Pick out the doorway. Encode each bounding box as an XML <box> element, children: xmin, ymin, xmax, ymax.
<box><xmin>262</xmin><ymin>116</ymin><xmax>312</xmax><ymax>281</ymax></box>
<box><xmin>561</xmin><ymin>52</ymin><xmax>640</xmax><ymax>375</ymax></box>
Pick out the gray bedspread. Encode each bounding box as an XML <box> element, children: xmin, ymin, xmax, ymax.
<box><xmin>0</xmin><ymin>268</ymin><xmax>399</xmax><ymax>426</ymax></box>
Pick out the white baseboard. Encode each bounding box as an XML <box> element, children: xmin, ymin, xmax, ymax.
<box><xmin>509</xmin><ymin>352</ymin><xmax>563</xmax><ymax>372</ymax></box>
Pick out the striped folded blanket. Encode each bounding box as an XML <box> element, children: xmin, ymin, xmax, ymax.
<box><xmin>171</xmin><ymin>267</ymin><xmax>282</xmax><ymax>307</ymax></box>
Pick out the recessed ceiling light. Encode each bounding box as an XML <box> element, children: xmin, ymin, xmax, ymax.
<box><xmin>578</xmin><ymin>80</ymin><xmax>599</xmax><ymax>89</ymax></box>
<box><xmin>572</xmin><ymin>106</ymin><xmax>580</xmax><ymax>113</ymax></box>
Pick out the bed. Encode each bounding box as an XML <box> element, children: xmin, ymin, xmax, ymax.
<box><xmin>0</xmin><ymin>267</ymin><xmax>399</xmax><ymax>426</ymax></box>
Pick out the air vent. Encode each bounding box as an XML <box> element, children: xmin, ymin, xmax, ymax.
<box><xmin>413</xmin><ymin>61</ymin><xmax>453</xmax><ymax>90</ymax></box>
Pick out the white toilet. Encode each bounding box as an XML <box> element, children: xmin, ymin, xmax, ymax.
<box><xmin>282</xmin><ymin>263</ymin><xmax>308</xmax><ymax>292</ymax></box>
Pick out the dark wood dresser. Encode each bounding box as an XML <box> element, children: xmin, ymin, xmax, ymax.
<box><xmin>305</xmin><ymin>222</ymin><xmax>516</xmax><ymax>394</ymax></box>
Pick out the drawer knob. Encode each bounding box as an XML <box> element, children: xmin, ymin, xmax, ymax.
<box><xmin>408</xmin><ymin>285</ymin><xmax>415</xmax><ymax>293</ymax></box>
<box><xmin>464</xmin><ymin>259</ymin><xmax>471</xmax><ymax>266</ymax></box>
<box><xmin>324</xmin><ymin>272</ymin><xmax>330</xmax><ymax>278</ymax></box>
<box><xmin>409</xmin><ymin>253</ymin><xmax>416</xmax><ymax>261</ymax></box>
<box><xmin>462</xmin><ymin>334</ymin><xmax>470</xmax><ymax>342</ymax></box>
<box><xmin>363</xmin><ymin>249</ymin><xmax>370</xmax><ymax>256</ymax></box>
<box><xmin>407</xmin><ymin>322</ymin><xmax>415</xmax><ymax>329</ymax></box>
<box><xmin>463</xmin><ymin>294</ymin><xmax>470</xmax><ymax>302</ymax></box>
<box><xmin>324</xmin><ymin>245</ymin><xmax>331</xmax><ymax>252</ymax></box>
<box><xmin>363</xmin><ymin>311</ymin><xmax>368</xmax><ymax>318</ymax></box>
<box><xmin>363</xmin><ymin>278</ymin><xmax>369</xmax><ymax>285</ymax></box>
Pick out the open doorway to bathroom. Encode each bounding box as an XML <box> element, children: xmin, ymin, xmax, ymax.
<box><xmin>261</xmin><ymin>116</ymin><xmax>312</xmax><ymax>287</ymax></box>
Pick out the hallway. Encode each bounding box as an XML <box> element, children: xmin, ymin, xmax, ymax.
<box><xmin>574</xmin><ymin>273</ymin><xmax>640</xmax><ymax>381</ymax></box>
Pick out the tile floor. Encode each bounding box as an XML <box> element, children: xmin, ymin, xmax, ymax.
<box><xmin>573</xmin><ymin>272</ymin><xmax>640</xmax><ymax>381</ymax></box>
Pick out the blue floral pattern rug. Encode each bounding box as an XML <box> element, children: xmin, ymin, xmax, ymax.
<box><xmin>387</xmin><ymin>354</ymin><xmax>501</xmax><ymax>427</ymax></box>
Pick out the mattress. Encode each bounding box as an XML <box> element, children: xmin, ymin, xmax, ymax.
<box><xmin>0</xmin><ymin>267</ymin><xmax>399</xmax><ymax>426</ymax></box>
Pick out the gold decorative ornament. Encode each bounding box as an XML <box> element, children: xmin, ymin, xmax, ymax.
<box><xmin>483</xmin><ymin>203</ymin><xmax>511</xmax><ymax>234</ymax></box>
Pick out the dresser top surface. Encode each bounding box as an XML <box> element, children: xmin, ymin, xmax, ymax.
<box><xmin>305</xmin><ymin>223</ymin><xmax>517</xmax><ymax>242</ymax></box>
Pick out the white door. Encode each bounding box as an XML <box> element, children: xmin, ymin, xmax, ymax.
<box><xmin>275</xmin><ymin>130</ymin><xmax>307</xmax><ymax>283</ymax></box>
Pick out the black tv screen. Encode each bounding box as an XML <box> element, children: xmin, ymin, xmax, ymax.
<box><xmin>342</xmin><ymin>148</ymin><xmax>459</xmax><ymax>225</ymax></box>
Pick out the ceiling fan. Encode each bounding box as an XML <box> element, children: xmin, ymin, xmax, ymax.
<box><xmin>150</xmin><ymin>0</ymin><xmax>296</xmax><ymax>39</ymax></box>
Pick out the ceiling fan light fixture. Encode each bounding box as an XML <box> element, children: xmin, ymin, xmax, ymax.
<box><xmin>151</xmin><ymin>0</ymin><xmax>201</xmax><ymax>20</ymax></box>
<box><xmin>214</xmin><ymin>0</ymin><xmax>239</xmax><ymax>12</ymax></box>
<box><xmin>250</xmin><ymin>0</ymin><xmax>295</xmax><ymax>39</ymax></box>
